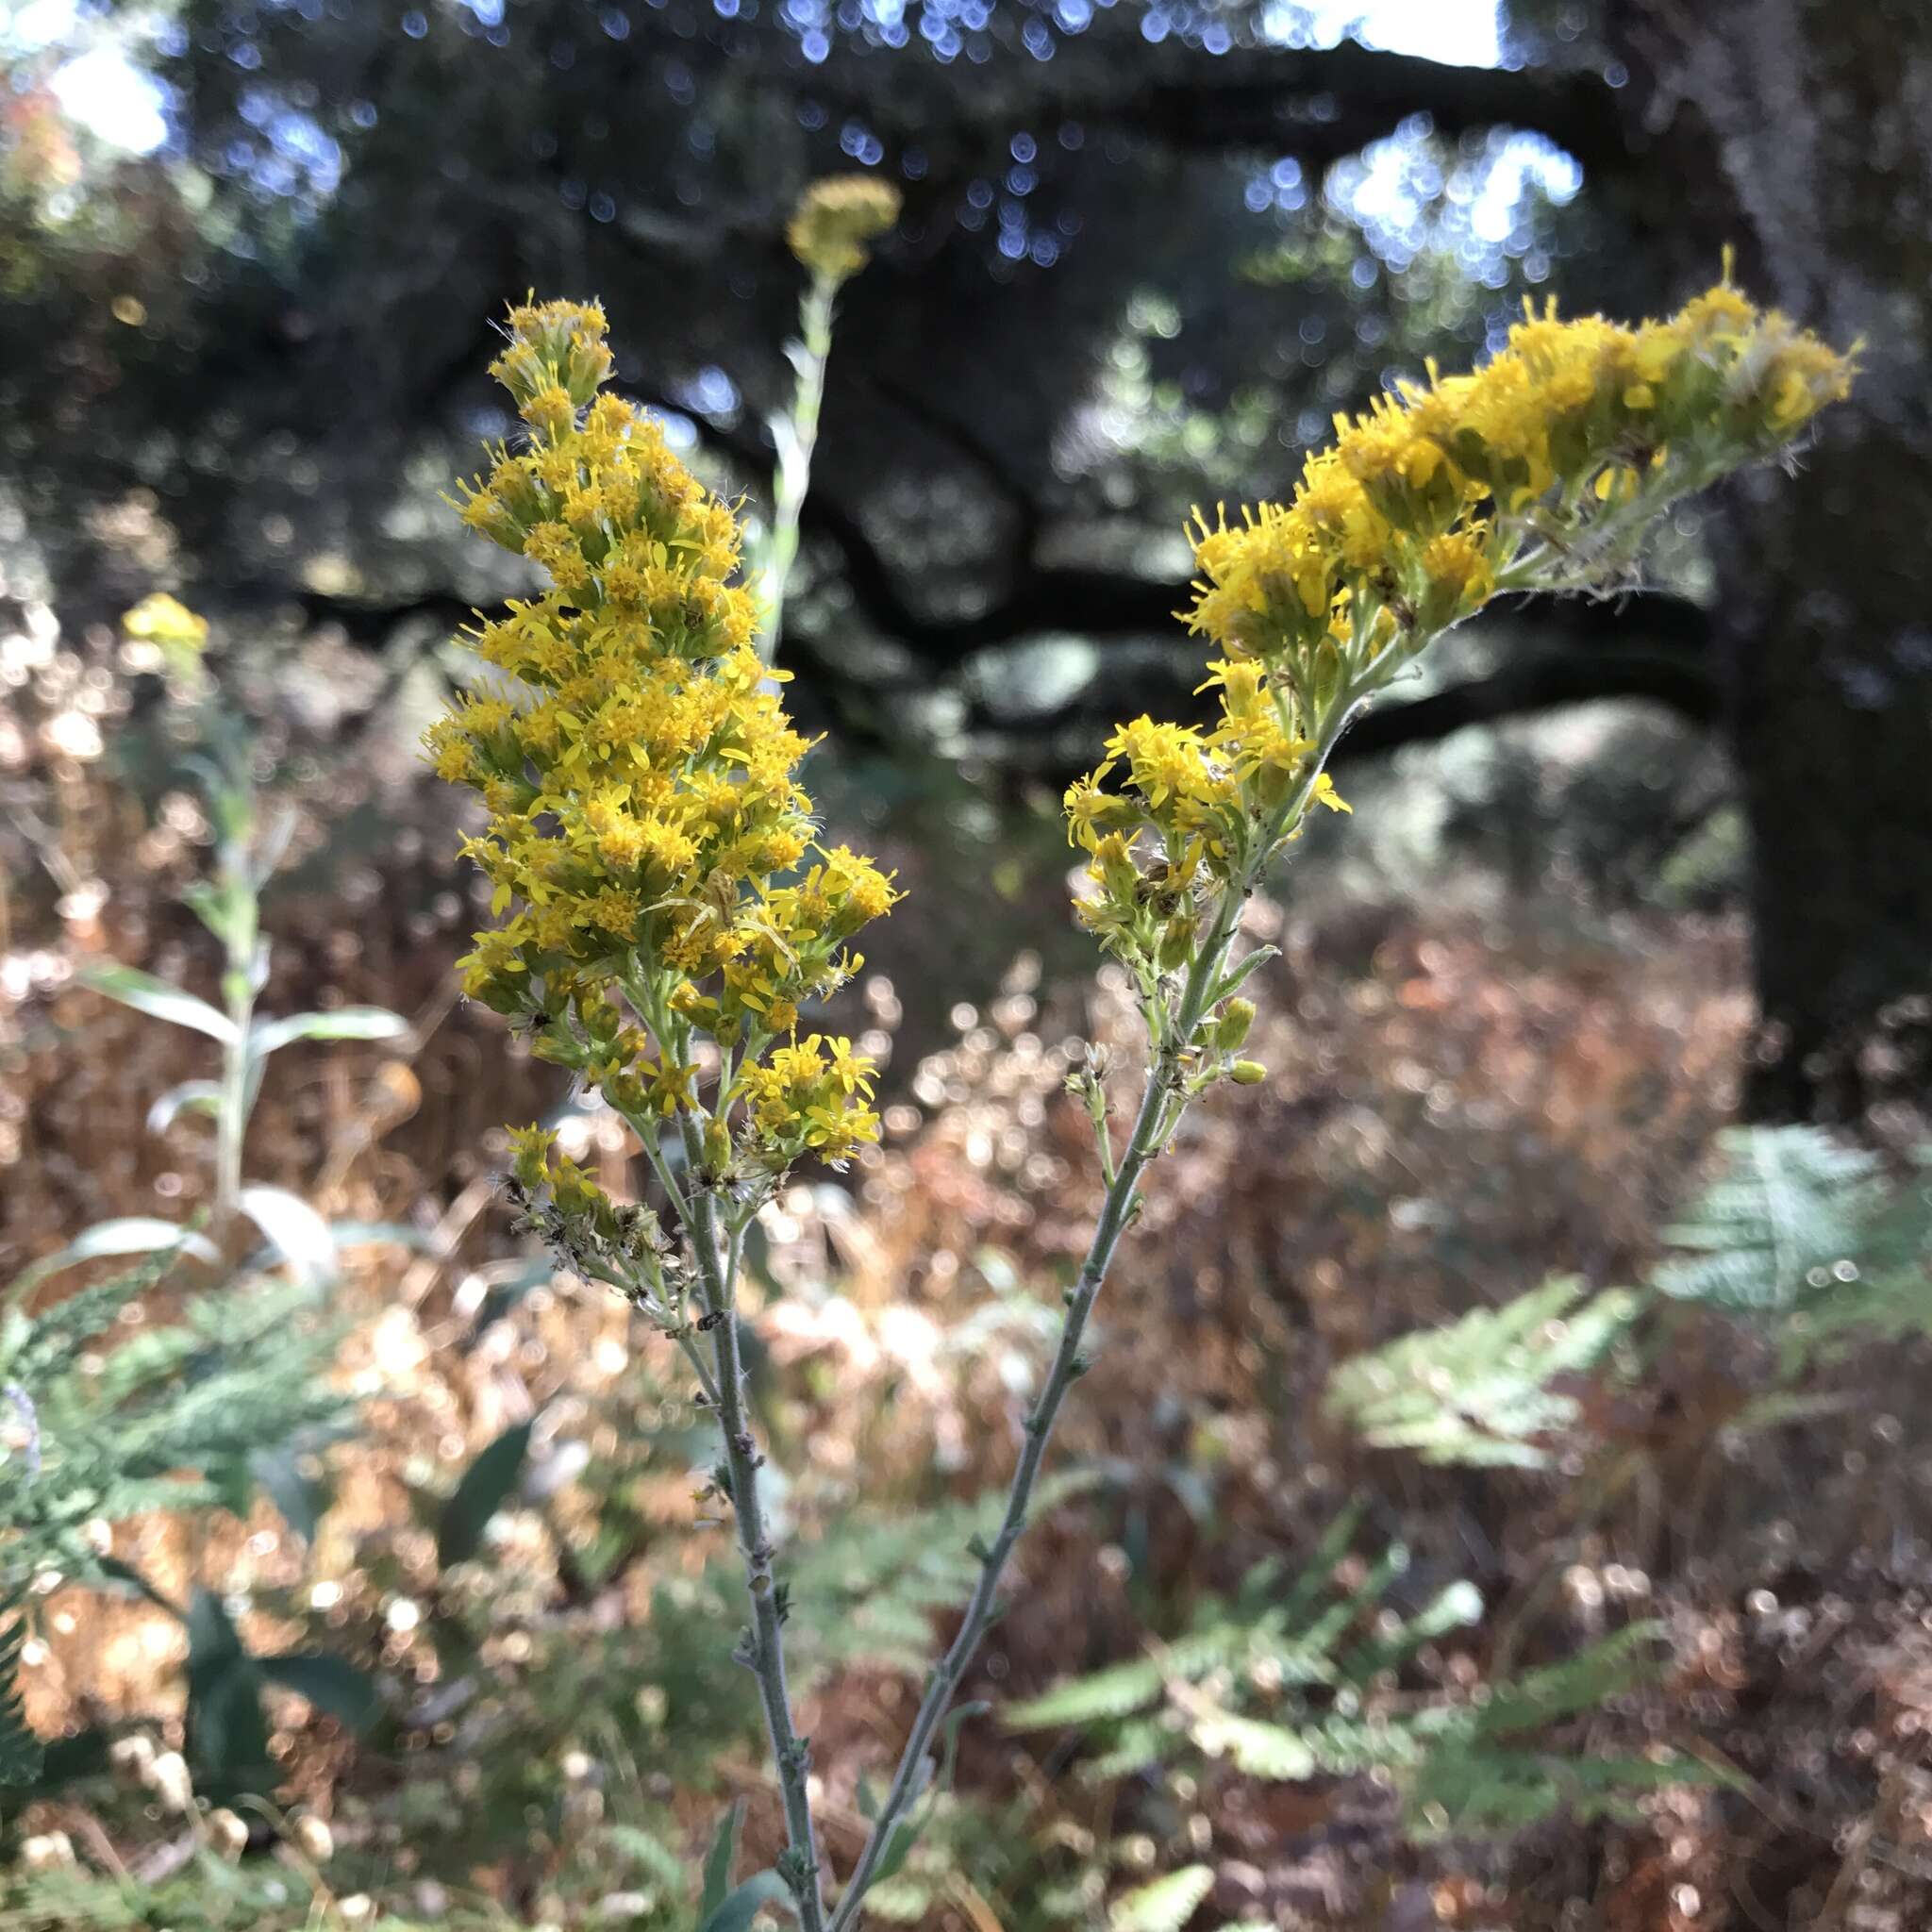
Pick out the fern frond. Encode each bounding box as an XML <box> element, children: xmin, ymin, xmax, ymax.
<box><xmin>1324</xmin><ymin>1276</ymin><xmax>1639</xmax><ymax>1469</ymax></box>
<box><xmin>0</xmin><ymin>1587</ymin><xmax>42</xmax><ymax>1787</ymax></box>
<box><xmin>1407</xmin><ymin>1740</ymin><xmax>1710</xmax><ymax>1836</ymax></box>
<box><xmin>1653</xmin><ymin>1125</ymin><xmax>1888</xmax><ymax>1311</ymax></box>
<box><xmin>1109</xmin><ymin>1865</ymin><xmax>1213</xmax><ymax>1932</ymax></box>
<box><xmin>1468</xmin><ymin>1622</ymin><xmax>1663</xmax><ymax>1738</ymax></box>
<box><xmin>1186</xmin><ymin>1704</ymin><xmax>1317</xmax><ymax>1780</ymax></box>
<box><xmin>1005</xmin><ymin>1656</ymin><xmax>1169</xmax><ymax>1730</ymax></box>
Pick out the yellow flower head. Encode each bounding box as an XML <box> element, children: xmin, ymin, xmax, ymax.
<box><xmin>123</xmin><ymin>592</ymin><xmax>208</xmax><ymax>653</ymax></box>
<box><xmin>786</xmin><ymin>175</ymin><xmax>902</xmax><ymax>280</ymax></box>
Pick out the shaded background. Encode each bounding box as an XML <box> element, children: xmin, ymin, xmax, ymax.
<box><xmin>5</xmin><ymin>1</ymin><xmax>1932</xmax><ymax>1927</ymax></box>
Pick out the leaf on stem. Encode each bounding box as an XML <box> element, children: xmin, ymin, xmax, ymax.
<box><xmin>698</xmin><ymin>1796</ymin><xmax>747</xmax><ymax>1923</ymax></box>
<box><xmin>82</xmin><ymin>962</ymin><xmax>236</xmax><ymax>1042</ymax></box>
<box><xmin>436</xmin><ymin>1420</ymin><xmax>535</xmax><ymax>1569</ymax></box>
<box><xmin>247</xmin><ymin>1006</ymin><xmax>409</xmax><ymax>1059</ymax></box>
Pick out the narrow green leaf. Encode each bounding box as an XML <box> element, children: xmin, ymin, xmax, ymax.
<box><xmin>868</xmin><ymin>1814</ymin><xmax>924</xmax><ymax>1889</ymax></box>
<box><xmin>50</xmin><ymin>1219</ymin><xmax>221</xmax><ymax>1271</ymax></box>
<box><xmin>238</xmin><ymin>1186</ymin><xmax>338</xmax><ymax>1288</ymax></box>
<box><xmin>1210</xmin><ymin>947</ymin><xmax>1279</xmax><ymax>1004</ymax></box>
<box><xmin>82</xmin><ymin>962</ymin><xmax>235</xmax><ymax>1042</ymax></box>
<box><xmin>146</xmin><ymin>1079</ymin><xmax>223</xmax><ymax>1135</ymax></box>
<box><xmin>699</xmin><ymin>1796</ymin><xmax>746</xmax><ymax>1923</ymax></box>
<box><xmin>437</xmin><ymin>1420</ymin><xmax>535</xmax><ymax>1569</ymax></box>
<box><xmin>249</xmin><ymin>1006</ymin><xmax>408</xmax><ymax>1059</ymax></box>
<box><xmin>697</xmin><ymin>1872</ymin><xmax>793</xmax><ymax>1932</ymax></box>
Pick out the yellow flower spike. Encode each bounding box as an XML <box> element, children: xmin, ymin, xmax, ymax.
<box><xmin>1072</xmin><ymin>268</ymin><xmax>1851</xmax><ymax>988</ymax></box>
<box><xmin>431</xmin><ymin>296</ymin><xmax>899</xmax><ymax>1178</ymax></box>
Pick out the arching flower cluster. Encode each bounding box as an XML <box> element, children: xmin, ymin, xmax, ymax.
<box><xmin>1067</xmin><ymin>277</ymin><xmax>1855</xmax><ymax>1001</ymax></box>
<box><xmin>1187</xmin><ymin>276</ymin><xmax>1857</xmax><ymax>680</ymax></box>
<box><xmin>428</xmin><ymin>298</ymin><xmax>897</xmax><ymax>1168</ymax></box>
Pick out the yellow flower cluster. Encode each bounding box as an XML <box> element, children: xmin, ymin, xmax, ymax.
<box><xmin>1188</xmin><ymin>275</ymin><xmax>1855</xmax><ymax>677</ymax></box>
<box><xmin>739</xmin><ymin>1033</ymin><xmax>880</xmax><ymax>1159</ymax></box>
<box><xmin>786</xmin><ymin>175</ymin><xmax>902</xmax><ymax>281</ymax></box>
<box><xmin>1064</xmin><ymin>677</ymin><xmax>1349</xmax><ymax>969</ymax></box>
<box><xmin>122</xmin><ymin>592</ymin><xmax>209</xmax><ymax>652</ymax></box>
<box><xmin>429</xmin><ymin>298</ymin><xmax>897</xmax><ymax>1166</ymax></box>
<box><xmin>1067</xmin><ymin>274</ymin><xmax>1854</xmax><ymax>1008</ymax></box>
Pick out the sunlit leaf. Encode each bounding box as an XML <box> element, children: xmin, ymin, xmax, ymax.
<box><xmin>248</xmin><ymin>1006</ymin><xmax>408</xmax><ymax>1059</ymax></box>
<box><xmin>237</xmin><ymin>1186</ymin><xmax>338</xmax><ymax>1288</ymax></box>
<box><xmin>82</xmin><ymin>961</ymin><xmax>234</xmax><ymax>1042</ymax></box>
<box><xmin>146</xmin><ymin>1079</ymin><xmax>223</xmax><ymax>1135</ymax></box>
<box><xmin>42</xmin><ymin>1219</ymin><xmax>221</xmax><ymax>1274</ymax></box>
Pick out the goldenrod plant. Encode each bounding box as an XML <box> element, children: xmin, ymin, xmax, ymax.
<box><xmin>430</xmin><ymin>246</ymin><xmax>1853</xmax><ymax>1926</ymax></box>
<box><xmin>72</xmin><ymin>717</ymin><xmax>408</xmax><ymax>1291</ymax></box>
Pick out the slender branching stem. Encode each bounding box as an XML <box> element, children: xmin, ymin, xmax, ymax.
<box><xmin>680</xmin><ymin>1141</ymin><xmax>829</xmax><ymax>1932</ymax></box>
<box><xmin>214</xmin><ymin>982</ymin><xmax>251</xmax><ymax>1238</ymax></box>
<box><xmin>824</xmin><ymin>883</ymin><xmax>1242</xmax><ymax>1926</ymax></box>
<box><xmin>825</xmin><ymin>701</ymin><xmax>1358</xmax><ymax>1930</ymax></box>
<box><xmin>759</xmin><ymin>273</ymin><xmax>838</xmax><ymax>666</ymax></box>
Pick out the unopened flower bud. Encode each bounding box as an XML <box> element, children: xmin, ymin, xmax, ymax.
<box><xmin>146</xmin><ymin>1748</ymin><xmax>194</xmax><ymax>1811</ymax></box>
<box><xmin>22</xmin><ymin>1831</ymin><xmax>75</xmax><ymax>1872</ymax></box>
<box><xmin>208</xmin><ymin>1807</ymin><xmax>249</xmax><ymax>1860</ymax></box>
<box><xmin>290</xmin><ymin>1811</ymin><xmax>335</xmax><ymax>1863</ymax></box>
<box><xmin>1216</xmin><ymin>998</ymin><xmax>1257</xmax><ymax>1050</ymax></box>
<box><xmin>1229</xmin><ymin>1059</ymin><xmax>1268</xmax><ymax>1086</ymax></box>
<box><xmin>1157</xmin><ymin>915</ymin><xmax>1195</xmax><ymax>973</ymax></box>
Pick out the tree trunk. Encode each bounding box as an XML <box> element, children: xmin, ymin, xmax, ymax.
<box><xmin>1613</xmin><ymin>0</ymin><xmax>1932</xmax><ymax>1124</ymax></box>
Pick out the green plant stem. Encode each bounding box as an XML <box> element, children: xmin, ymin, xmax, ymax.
<box><xmin>675</xmin><ymin>1119</ymin><xmax>828</xmax><ymax>1932</ymax></box>
<box><xmin>827</xmin><ymin>908</ymin><xmax>1239</xmax><ymax>1926</ymax></box>
<box><xmin>214</xmin><ymin>976</ymin><xmax>252</xmax><ymax>1240</ymax></box>
<box><xmin>759</xmin><ymin>272</ymin><xmax>837</xmax><ymax>666</ymax></box>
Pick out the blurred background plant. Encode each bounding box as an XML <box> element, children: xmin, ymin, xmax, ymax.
<box><xmin>5</xmin><ymin>0</ymin><xmax>1932</xmax><ymax>1927</ymax></box>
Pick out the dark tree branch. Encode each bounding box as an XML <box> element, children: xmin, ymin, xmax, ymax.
<box><xmin>947</xmin><ymin>642</ymin><xmax>1720</xmax><ymax>790</ymax></box>
<box><xmin>818</xmin><ymin>42</ymin><xmax>1636</xmax><ymax>185</ymax></box>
